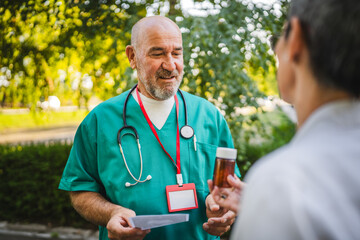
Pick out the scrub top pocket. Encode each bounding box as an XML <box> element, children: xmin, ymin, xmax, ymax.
<box><xmin>187</xmin><ymin>141</ymin><xmax>217</xmax><ymax>192</ymax></box>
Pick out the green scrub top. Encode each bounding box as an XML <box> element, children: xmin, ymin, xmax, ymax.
<box><xmin>59</xmin><ymin>89</ymin><xmax>240</xmax><ymax>240</ymax></box>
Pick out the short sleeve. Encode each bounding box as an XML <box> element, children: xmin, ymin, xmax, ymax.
<box><xmin>58</xmin><ymin>113</ymin><xmax>102</xmax><ymax>192</ymax></box>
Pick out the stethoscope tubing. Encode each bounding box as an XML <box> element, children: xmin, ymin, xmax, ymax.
<box><xmin>117</xmin><ymin>84</ymin><xmax>193</xmax><ymax>187</ymax></box>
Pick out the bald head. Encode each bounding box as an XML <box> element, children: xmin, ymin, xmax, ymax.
<box><xmin>125</xmin><ymin>16</ymin><xmax>184</xmax><ymax>100</ymax></box>
<box><xmin>131</xmin><ymin>16</ymin><xmax>181</xmax><ymax>50</ymax></box>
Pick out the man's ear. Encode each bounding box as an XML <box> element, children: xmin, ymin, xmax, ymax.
<box><xmin>126</xmin><ymin>45</ymin><xmax>136</xmax><ymax>69</ymax></box>
<box><xmin>287</xmin><ymin>17</ymin><xmax>306</xmax><ymax>63</ymax></box>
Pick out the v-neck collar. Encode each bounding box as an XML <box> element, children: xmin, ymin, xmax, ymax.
<box><xmin>131</xmin><ymin>90</ymin><xmax>175</xmax><ymax>130</ymax></box>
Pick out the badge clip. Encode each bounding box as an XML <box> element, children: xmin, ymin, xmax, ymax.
<box><xmin>176</xmin><ymin>174</ymin><xmax>183</xmax><ymax>187</ymax></box>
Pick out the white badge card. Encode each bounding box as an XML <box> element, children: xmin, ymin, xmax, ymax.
<box><xmin>166</xmin><ymin>183</ymin><xmax>198</xmax><ymax>212</ymax></box>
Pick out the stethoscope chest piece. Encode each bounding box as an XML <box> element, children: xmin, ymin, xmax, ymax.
<box><xmin>180</xmin><ymin>125</ymin><xmax>194</xmax><ymax>139</ymax></box>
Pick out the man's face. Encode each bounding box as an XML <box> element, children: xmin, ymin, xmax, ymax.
<box><xmin>135</xmin><ymin>26</ymin><xmax>184</xmax><ymax>100</ymax></box>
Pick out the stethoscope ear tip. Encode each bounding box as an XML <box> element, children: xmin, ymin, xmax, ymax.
<box><xmin>125</xmin><ymin>182</ymin><xmax>131</xmax><ymax>187</ymax></box>
<box><xmin>146</xmin><ymin>175</ymin><xmax>152</xmax><ymax>180</ymax></box>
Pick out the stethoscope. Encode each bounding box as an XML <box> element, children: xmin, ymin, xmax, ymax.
<box><xmin>117</xmin><ymin>84</ymin><xmax>195</xmax><ymax>187</ymax></box>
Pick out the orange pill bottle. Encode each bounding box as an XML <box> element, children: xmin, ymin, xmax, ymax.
<box><xmin>213</xmin><ymin>147</ymin><xmax>237</xmax><ymax>188</ymax></box>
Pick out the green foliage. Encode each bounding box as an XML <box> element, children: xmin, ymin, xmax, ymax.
<box><xmin>0</xmin><ymin>142</ymin><xmax>94</xmax><ymax>228</ymax></box>
<box><xmin>0</xmin><ymin>0</ymin><xmax>289</xmax><ymax>111</ymax></box>
<box><xmin>235</xmin><ymin>109</ymin><xmax>296</xmax><ymax>177</ymax></box>
<box><xmin>179</xmin><ymin>0</ymin><xmax>288</xmax><ymax>116</ymax></box>
<box><xmin>0</xmin><ymin>0</ymin><xmax>149</xmax><ymax>109</ymax></box>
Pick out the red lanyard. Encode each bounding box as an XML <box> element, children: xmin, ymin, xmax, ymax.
<box><xmin>136</xmin><ymin>88</ymin><xmax>181</xmax><ymax>174</ymax></box>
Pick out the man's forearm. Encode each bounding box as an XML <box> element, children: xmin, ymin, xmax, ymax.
<box><xmin>69</xmin><ymin>191</ymin><xmax>124</xmax><ymax>226</ymax></box>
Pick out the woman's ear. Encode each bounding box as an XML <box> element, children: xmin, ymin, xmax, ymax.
<box><xmin>287</xmin><ymin>17</ymin><xmax>306</xmax><ymax>63</ymax></box>
<box><xmin>126</xmin><ymin>45</ymin><xmax>136</xmax><ymax>69</ymax></box>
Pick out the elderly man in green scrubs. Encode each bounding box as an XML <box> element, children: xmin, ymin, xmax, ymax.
<box><xmin>59</xmin><ymin>16</ymin><xmax>239</xmax><ymax>240</ymax></box>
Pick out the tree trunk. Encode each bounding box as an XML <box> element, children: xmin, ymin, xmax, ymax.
<box><xmin>168</xmin><ymin>0</ymin><xmax>177</xmax><ymax>16</ymax></box>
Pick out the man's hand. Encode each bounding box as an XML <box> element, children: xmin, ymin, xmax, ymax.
<box><xmin>69</xmin><ymin>191</ymin><xmax>150</xmax><ymax>240</ymax></box>
<box><xmin>107</xmin><ymin>208</ymin><xmax>150</xmax><ymax>240</ymax></box>
<box><xmin>203</xmin><ymin>189</ymin><xmax>236</xmax><ymax>236</ymax></box>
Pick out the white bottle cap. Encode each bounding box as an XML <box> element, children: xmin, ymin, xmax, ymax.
<box><xmin>216</xmin><ymin>147</ymin><xmax>237</xmax><ymax>160</ymax></box>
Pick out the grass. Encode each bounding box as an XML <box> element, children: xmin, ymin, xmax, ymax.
<box><xmin>0</xmin><ymin>110</ymin><xmax>89</xmax><ymax>133</ymax></box>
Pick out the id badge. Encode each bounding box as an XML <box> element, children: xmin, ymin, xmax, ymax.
<box><xmin>166</xmin><ymin>183</ymin><xmax>198</xmax><ymax>212</ymax></box>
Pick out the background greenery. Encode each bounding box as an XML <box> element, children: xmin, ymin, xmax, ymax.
<box><xmin>0</xmin><ymin>0</ymin><xmax>287</xmax><ymax>110</ymax></box>
<box><xmin>0</xmin><ymin>142</ymin><xmax>96</xmax><ymax>228</ymax></box>
<box><xmin>0</xmin><ymin>0</ymin><xmax>295</xmax><ymax>231</ymax></box>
